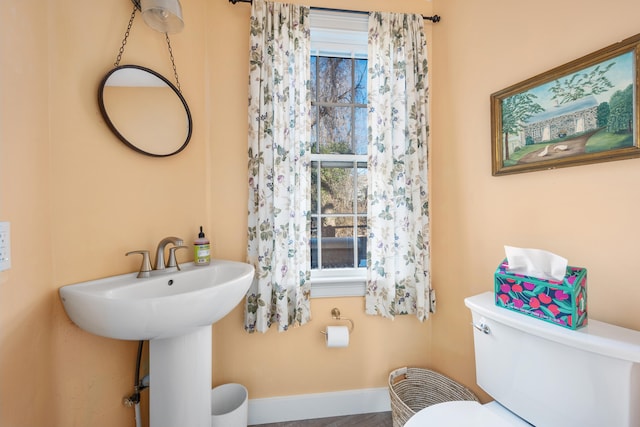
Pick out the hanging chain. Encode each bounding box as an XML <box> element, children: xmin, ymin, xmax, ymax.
<box><xmin>114</xmin><ymin>5</ymin><xmax>138</xmax><ymax>67</ymax></box>
<box><xmin>165</xmin><ymin>33</ymin><xmax>182</xmax><ymax>93</ymax></box>
<box><xmin>112</xmin><ymin>3</ymin><xmax>182</xmax><ymax>94</ymax></box>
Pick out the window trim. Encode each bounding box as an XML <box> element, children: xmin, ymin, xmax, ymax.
<box><xmin>310</xmin><ymin>268</ymin><xmax>366</xmax><ymax>298</ymax></box>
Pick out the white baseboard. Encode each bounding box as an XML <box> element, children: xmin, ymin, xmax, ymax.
<box><xmin>247</xmin><ymin>387</ymin><xmax>390</xmax><ymax>425</ymax></box>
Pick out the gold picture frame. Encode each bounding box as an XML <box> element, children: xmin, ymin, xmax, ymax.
<box><xmin>491</xmin><ymin>33</ymin><xmax>640</xmax><ymax>176</ymax></box>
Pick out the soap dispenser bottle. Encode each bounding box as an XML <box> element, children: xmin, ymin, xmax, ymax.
<box><xmin>194</xmin><ymin>226</ymin><xmax>211</xmax><ymax>266</ymax></box>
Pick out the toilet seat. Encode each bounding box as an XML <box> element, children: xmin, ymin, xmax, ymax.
<box><xmin>404</xmin><ymin>400</ymin><xmax>530</xmax><ymax>427</ymax></box>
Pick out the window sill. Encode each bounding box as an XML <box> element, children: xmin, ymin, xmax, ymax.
<box><xmin>310</xmin><ymin>273</ymin><xmax>366</xmax><ymax>298</ymax></box>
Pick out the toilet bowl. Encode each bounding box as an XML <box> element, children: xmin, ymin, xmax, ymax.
<box><xmin>405</xmin><ymin>401</ymin><xmax>531</xmax><ymax>427</ymax></box>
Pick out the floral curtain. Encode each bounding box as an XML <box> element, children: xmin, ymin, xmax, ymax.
<box><xmin>245</xmin><ymin>0</ymin><xmax>312</xmax><ymax>333</ymax></box>
<box><xmin>366</xmin><ymin>12</ymin><xmax>432</xmax><ymax>321</ymax></box>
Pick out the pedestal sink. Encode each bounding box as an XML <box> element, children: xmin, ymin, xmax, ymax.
<box><xmin>59</xmin><ymin>259</ymin><xmax>254</xmax><ymax>427</ymax></box>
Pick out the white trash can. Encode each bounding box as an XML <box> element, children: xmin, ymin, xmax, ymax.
<box><xmin>211</xmin><ymin>383</ymin><xmax>248</xmax><ymax>427</ymax></box>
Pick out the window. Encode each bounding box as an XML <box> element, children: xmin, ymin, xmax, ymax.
<box><xmin>309</xmin><ymin>10</ymin><xmax>369</xmax><ymax>297</ymax></box>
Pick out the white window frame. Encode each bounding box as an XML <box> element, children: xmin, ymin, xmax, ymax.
<box><xmin>309</xmin><ymin>10</ymin><xmax>369</xmax><ymax>298</ymax></box>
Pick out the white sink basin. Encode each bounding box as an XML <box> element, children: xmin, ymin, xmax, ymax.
<box><xmin>59</xmin><ymin>259</ymin><xmax>254</xmax><ymax>340</ymax></box>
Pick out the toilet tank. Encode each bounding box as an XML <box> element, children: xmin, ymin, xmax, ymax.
<box><xmin>465</xmin><ymin>292</ymin><xmax>640</xmax><ymax>427</ymax></box>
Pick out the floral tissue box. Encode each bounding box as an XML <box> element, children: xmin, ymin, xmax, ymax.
<box><xmin>494</xmin><ymin>259</ymin><xmax>588</xmax><ymax>330</ymax></box>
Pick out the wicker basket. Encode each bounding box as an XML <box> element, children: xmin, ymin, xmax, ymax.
<box><xmin>388</xmin><ymin>367</ymin><xmax>480</xmax><ymax>427</ymax></box>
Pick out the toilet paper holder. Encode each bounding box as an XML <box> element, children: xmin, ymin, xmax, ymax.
<box><xmin>320</xmin><ymin>308</ymin><xmax>354</xmax><ymax>335</ymax></box>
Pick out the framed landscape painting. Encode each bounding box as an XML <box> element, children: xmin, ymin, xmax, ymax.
<box><xmin>491</xmin><ymin>33</ymin><xmax>640</xmax><ymax>176</ymax></box>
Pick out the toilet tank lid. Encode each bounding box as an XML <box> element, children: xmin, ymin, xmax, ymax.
<box><xmin>465</xmin><ymin>292</ymin><xmax>640</xmax><ymax>363</ymax></box>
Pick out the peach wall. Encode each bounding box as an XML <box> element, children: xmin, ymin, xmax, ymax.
<box><xmin>2</xmin><ymin>0</ymin><xmax>211</xmax><ymax>425</ymax></box>
<box><xmin>2</xmin><ymin>0</ymin><xmax>640</xmax><ymax>425</ymax></box>
<box><xmin>430</xmin><ymin>0</ymin><xmax>640</xmax><ymax>399</ymax></box>
<box><xmin>0</xmin><ymin>2</ymin><xmax>53</xmax><ymax>426</ymax></box>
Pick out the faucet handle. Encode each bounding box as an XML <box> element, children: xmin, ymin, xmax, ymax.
<box><xmin>126</xmin><ymin>250</ymin><xmax>152</xmax><ymax>278</ymax></box>
<box><xmin>167</xmin><ymin>246</ymin><xmax>189</xmax><ymax>270</ymax></box>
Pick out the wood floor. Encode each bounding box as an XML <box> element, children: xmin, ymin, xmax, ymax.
<box><xmin>250</xmin><ymin>412</ymin><xmax>393</xmax><ymax>427</ymax></box>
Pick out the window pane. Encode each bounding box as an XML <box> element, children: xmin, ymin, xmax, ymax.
<box><xmin>317</xmin><ymin>57</ymin><xmax>353</xmax><ymax>103</ymax></box>
<box><xmin>311</xmin><ymin>56</ymin><xmax>317</xmax><ymax>101</ymax></box>
<box><xmin>354</xmin><ymin>58</ymin><xmax>367</xmax><ymax>104</ymax></box>
<box><xmin>321</xmin><ymin>217</ymin><xmax>354</xmax><ymax>268</ymax></box>
<box><xmin>311</xmin><ymin>216</ymin><xmax>318</xmax><ymax>269</ymax></box>
<box><xmin>320</xmin><ymin>164</ymin><xmax>354</xmax><ymax>214</ymax></box>
<box><xmin>311</xmin><ymin>105</ymin><xmax>318</xmax><ymax>153</ymax></box>
<box><xmin>357</xmin><ymin>216</ymin><xmax>367</xmax><ymax>268</ymax></box>
<box><xmin>356</xmin><ymin>163</ymin><xmax>367</xmax><ymax>213</ymax></box>
<box><xmin>318</xmin><ymin>106</ymin><xmax>352</xmax><ymax>154</ymax></box>
<box><xmin>311</xmin><ymin>161</ymin><xmax>319</xmax><ymax>214</ymax></box>
<box><xmin>354</xmin><ymin>107</ymin><xmax>367</xmax><ymax>155</ymax></box>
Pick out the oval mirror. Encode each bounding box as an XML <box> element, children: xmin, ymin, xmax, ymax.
<box><xmin>98</xmin><ymin>65</ymin><xmax>192</xmax><ymax>157</ymax></box>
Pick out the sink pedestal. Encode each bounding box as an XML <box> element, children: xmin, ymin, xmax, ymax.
<box><xmin>149</xmin><ymin>325</ymin><xmax>212</xmax><ymax>427</ymax></box>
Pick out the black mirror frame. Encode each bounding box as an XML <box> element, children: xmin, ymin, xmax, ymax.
<box><xmin>98</xmin><ymin>64</ymin><xmax>193</xmax><ymax>157</ymax></box>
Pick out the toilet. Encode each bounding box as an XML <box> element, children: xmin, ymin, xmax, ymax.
<box><xmin>406</xmin><ymin>291</ymin><xmax>640</xmax><ymax>427</ymax></box>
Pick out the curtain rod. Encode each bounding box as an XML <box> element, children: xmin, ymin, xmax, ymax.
<box><xmin>228</xmin><ymin>0</ymin><xmax>441</xmax><ymax>23</ymax></box>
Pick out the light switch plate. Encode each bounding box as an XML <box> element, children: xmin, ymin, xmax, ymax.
<box><xmin>0</xmin><ymin>222</ymin><xmax>11</xmax><ymax>271</ymax></box>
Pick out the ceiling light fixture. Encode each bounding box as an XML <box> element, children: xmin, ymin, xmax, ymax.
<box><xmin>131</xmin><ymin>0</ymin><xmax>184</xmax><ymax>34</ymax></box>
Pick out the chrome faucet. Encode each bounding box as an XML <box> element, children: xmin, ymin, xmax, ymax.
<box><xmin>126</xmin><ymin>236</ymin><xmax>188</xmax><ymax>278</ymax></box>
<box><xmin>155</xmin><ymin>236</ymin><xmax>185</xmax><ymax>271</ymax></box>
